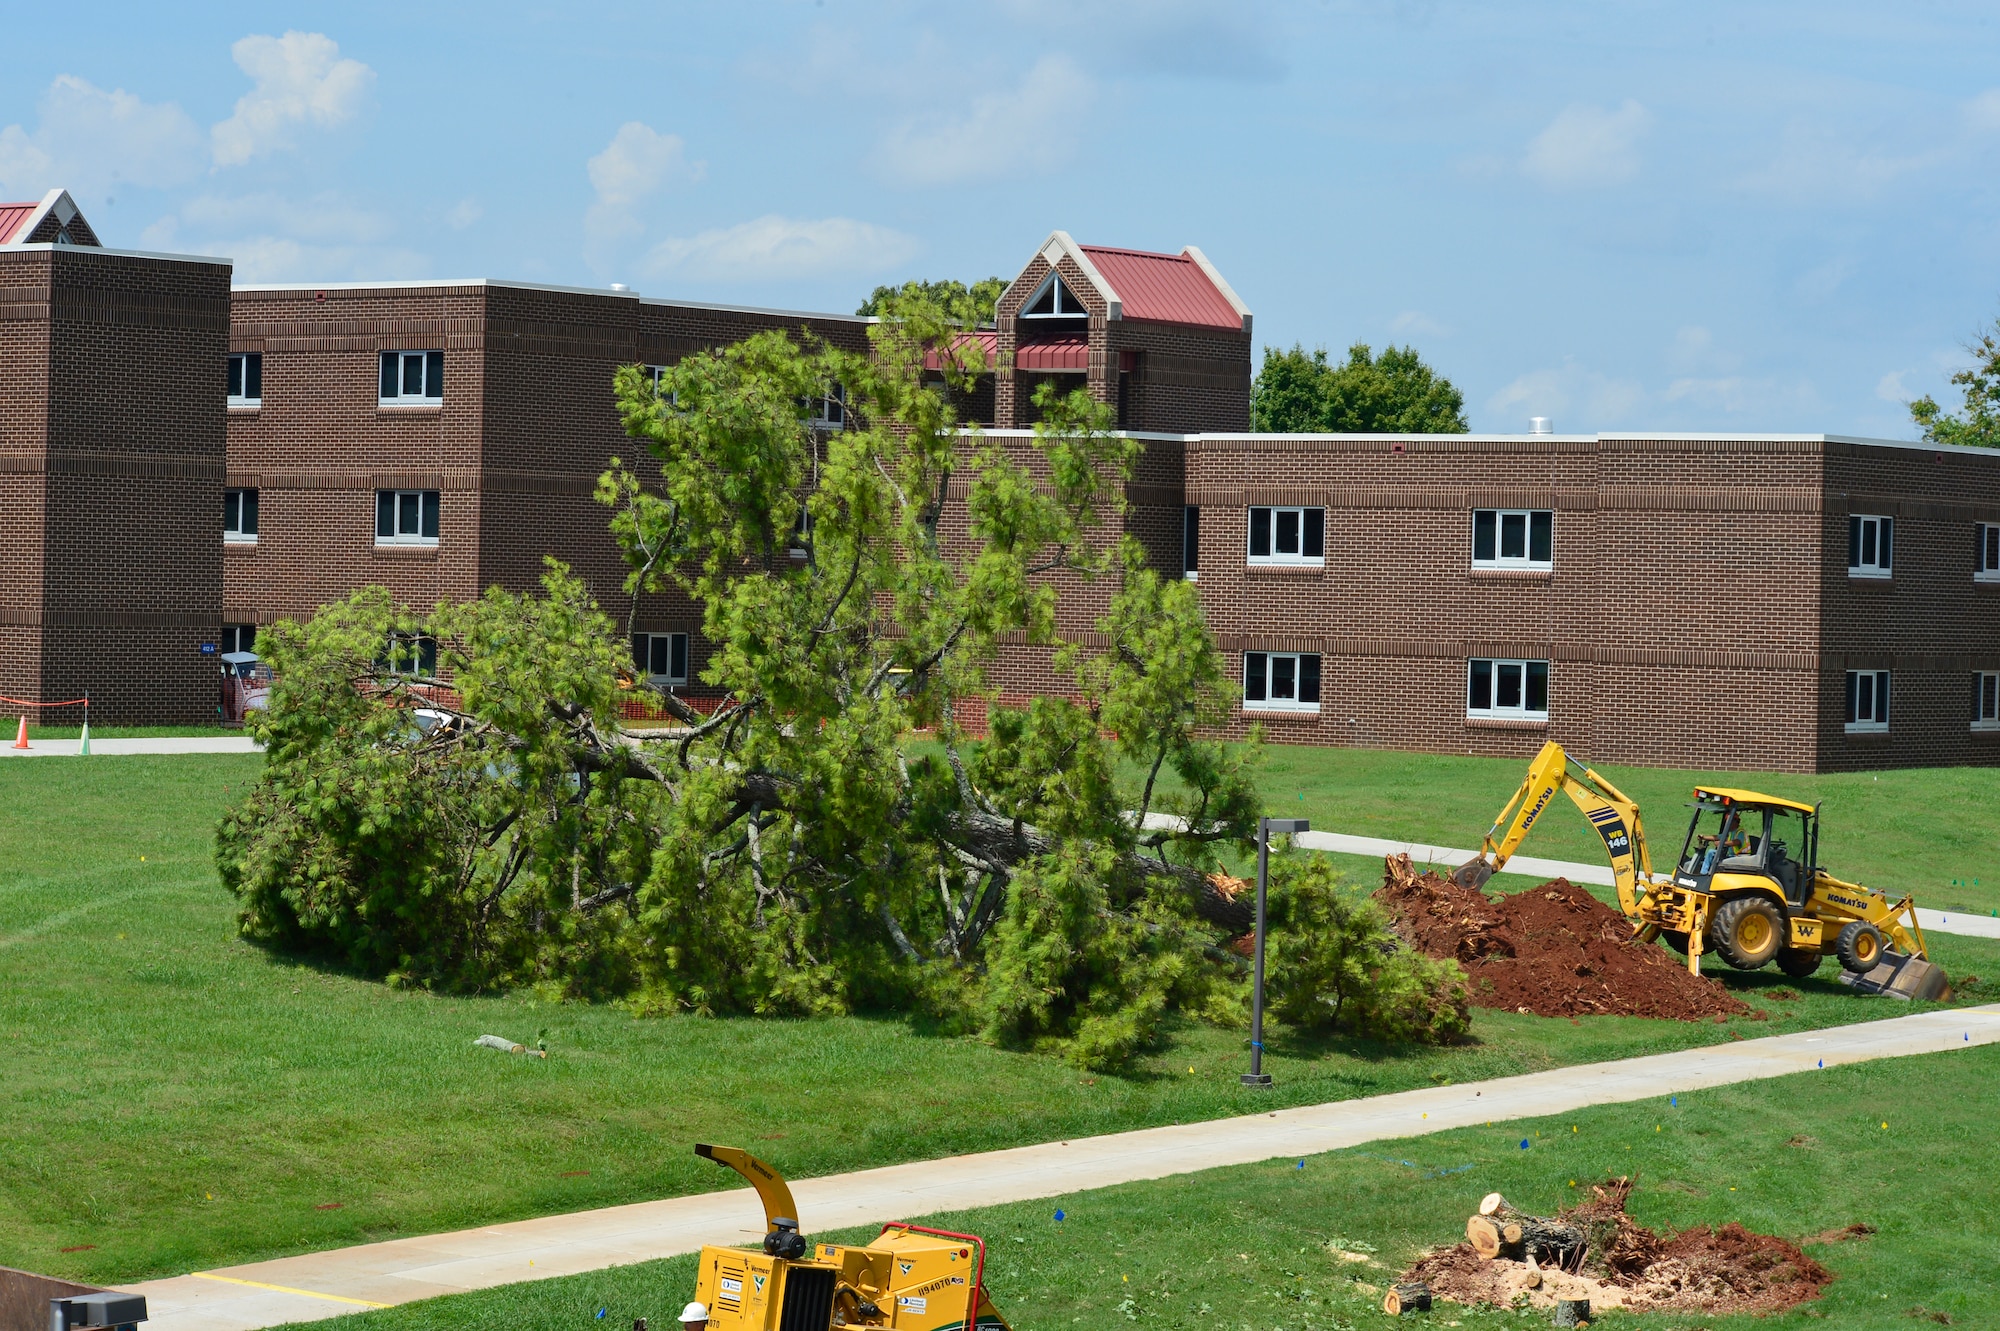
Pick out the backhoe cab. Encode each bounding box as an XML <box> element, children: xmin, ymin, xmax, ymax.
<box><xmin>1453</xmin><ymin>742</ymin><xmax>1949</xmax><ymax>1001</ymax></box>
<box><xmin>689</xmin><ymin>1144</ymin><xmax>1011</xmax><ymax>1331</ymax></box>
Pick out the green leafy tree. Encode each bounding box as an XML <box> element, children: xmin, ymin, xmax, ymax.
<box><xmin>1251</xmin><ymin>343</ymin><xmax>1468</xmax><ymax>434</ymax></box>
<box><xmin>857</xmin><ymin>277</ymin><xmax>1007</xmax><ymax>326</ymax></box>
<box><xmin>1910</xmin><ymin>315</ymin><xmax>2000</xmax><ymax>448</ymax></box>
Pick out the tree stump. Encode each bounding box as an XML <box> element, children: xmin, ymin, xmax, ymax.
<box><xmin>1553</xmin><ymin>1297</ymin><xmax>1591</xmax><ymax>1326</ymax></box>
<box><xmin>1383</xmin><ymin>1282</ymin><xmax>1433</xmax><ymax>1315</ymax></box>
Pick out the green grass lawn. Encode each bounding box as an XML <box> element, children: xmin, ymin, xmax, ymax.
<box><xmin>16</xmin><ymin>723</ymin><xmax>241</xmax><ymax>739</ymax></box>
<box><xmin>3</xmin><ymin>754</ymin><xmax>1996</xmax><ymax>1292</ymax></box>
<box><xmin>289</xmin><ymin>1041</ymin><xmax>2000</xmax><ymax>1331</ymax></box>
<box><xmin>1130</xmin><ymin>743</ymin><xmax>2000</xmax><ymax>916</ymax></box>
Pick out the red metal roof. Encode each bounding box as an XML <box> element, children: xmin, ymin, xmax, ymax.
<box><xmin>1078</xmin><ymin>244</ymin><xmax>1242</xmax><ymax>330</ymax></box>
<box><xmin>0</xmin><ymin>203</ymin><xmax>39</xmax><ymax>245</ymax></box>
<box><xmin>1014</xmin><ymin>336</ymin><xmax>1089</xmax><ymax>372</ymax></box>
<box><xmin>923</xmin><ymin>329</ymin><xmax>999</xmax><ymax>372</ymax></box>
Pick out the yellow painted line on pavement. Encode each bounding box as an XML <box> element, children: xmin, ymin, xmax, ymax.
<box><xmin>190</xmin><ymin>1271</ymin><xmax>393</xmax><ymax>1308</ymax></box>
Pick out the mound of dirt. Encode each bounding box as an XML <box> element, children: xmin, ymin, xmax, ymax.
<box><xmin>1405</xmin><ymin>1179</ymin><xmax>1835</xmax><ymax>1317</ymax></box>
<box><xmin>1373</xmin><ymin>854</ymin><xmax>1749</xmax><ymax>1021</ymax></box>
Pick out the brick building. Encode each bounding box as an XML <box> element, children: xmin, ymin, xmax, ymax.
<box><xmin>4</xmin><ymin>192</ymin><xmax>1997</xmax><ymax>770</ymax></box>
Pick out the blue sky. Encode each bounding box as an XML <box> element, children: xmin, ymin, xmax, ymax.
<box><xmin>5</xmin><ymin>2</ymin><xmax>2000</xmax><ymax>436</ymax></box>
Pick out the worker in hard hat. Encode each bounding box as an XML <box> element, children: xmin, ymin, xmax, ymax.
<box><xmin>680</xmin><ymin>1301</ymin><xmax>709</xmax><ymax>1331</ymax></box>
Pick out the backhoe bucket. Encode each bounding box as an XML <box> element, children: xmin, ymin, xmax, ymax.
<box><xmin>1450</xmin><ymin>857</ymin><xmax>1495</xmax><ymax>890</ymax></box>
<box><xmin>1837</xmin><ymin>951</ymin><xmax>1952</xmax><ymax>1002</ymax></box>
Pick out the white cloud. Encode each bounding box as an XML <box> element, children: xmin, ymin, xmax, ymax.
<box><xmin>1522</xmin><ymin>100</ymin><xmax>1653</xmax><ymax>188</ymax></box>
<box><xmin>643</xmin><ymin>215</ymin><xmax>918</xmax><ymax>281</ymax></box>
<box><xmin>142</xmin><ymin>192</ymin><xmax>419</xmax><ymax>281</ymax></box>
<box><xmin>874</xmin><ymin>55</ymin><xmax>1093</xmax><ymax>186</ymax></box>
<box><xmin>585</xmin><ymin>122</ymin><xmax>694</xmax><ymax>257</ymax></box>
<box><xmin>1876</xmin><ymin>371</ymin><xmax>1910</xmax><ymax>402</ymax></box>
<box><xmin>0</xmin><ymin>75</ymin><xmax>203</xmax><ymax>198</ymax></box>
<box><xmin>211</xmin><ymin>32</ymin><xmax>373</xmax><ymax>167</ymax></box>
<box><xmin>1389</xmin><ymin>310</ymin><xmax>1449</xmax><ymax>339</ymax></box>
<box><xmin>1737</xmin><ymin>118</ymin><xmax>1946</xmax><ymax>204</ymax></box>
<box><xmin>446</xmin><ymin>198</ymin><xmax>483</xmax><ymax>230</ymax></box>
<box><xmin>1966</xmin><ymin>88</ymin><xmax>2000</xmax><ymax>134</ymax></box>
<box><xmin>1488</xmin><ymin>358</ymin><xmax>1646</xmax><ymax>430</ymax></box>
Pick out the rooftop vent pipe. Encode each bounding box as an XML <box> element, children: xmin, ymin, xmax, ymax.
<box><xmin>1528</xmin><ymin>416</ymin><xmax>1552</xmax><ymax>435</ymax></box>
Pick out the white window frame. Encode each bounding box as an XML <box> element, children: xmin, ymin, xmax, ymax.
<box><xmin>646</xmin><ymin>364</ymin><xmax>678</xmax><ymax>403</ymax></box>
<box><xmin>1246</xmin><ymin>506</ymin><xmax>1325</xmax><ymax>566</ymax></box>
<box><xmin>224</xmin><ymin>488</ymin><xmax>258</xmax><ymax>545</ymax></box>
<box><xmin>1242</xmin><ymin>651</ymin><xmax>1321</xmax><ymax>713</ymax></box>
<box><xmin>227</xmin><ymin>352</ymin><xmax>262</xmax><ymax>407</ymax></box>
<box><xmin>1975</xmin><ymin>672</ymin><xmax>2000</xmax><ymax>732</ymax></box>
<box><xmin>220</xmin><ymin>624</ymin><xmax>258</xmax><ymax>655</ymax></box>
<box><xmin>379</xmin><ymin>350</ymin><xmax>444</xmax><ymax>406</ymax></box>
<box><xmin>1020</xmin><ymin>273</ymin><xmax>1088</xmax><ymax>319</ymax></box>
<box><xmin>1471</xmin><ymin>508</ymin><xmax>1553</xmax><ymax>569</ymax></box>
<box><xmin>1844</xmin><ymin>669</ymin><xmax>1890</xmax><ymax>733</ymax></box>
<box><xmin>376</xmin><ymin>489</ymin><xmax>440</xmax><ymax>547</ymax></box>
<box><xmin>810</xmin><ymin>382</ymin><xmax>845</xmax><ymax>429</ymax></box>
<box><xmin>382</xmin><ymin>632</ymin><xmax>438</xmax><ymax>678</ymax></box>
<box><xmin>1848</xmin><ymin>514</ymin><xmax>1892</xmax><ymax>579</ymax></box>
<box><xmin>1467</xmin><ymin>658</ymin><xmax>1550</xmax><ymax>721</ymax></box>
<box><xmin>634</xmin><ymin>631</ymin><xmax>689</xmax><ymax>686</ymax></box>
<box><xmin>1977</xmin><ymin>523</ymin><xmax>2000</xmax><ymax>583</ymax></box>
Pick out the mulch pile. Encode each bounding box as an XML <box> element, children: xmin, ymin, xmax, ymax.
<box><xmin>1405</xmin><ymin>1178</ymin><xmax>1840</xmax><ymax>1317</ymax></box>
<box><xmin>1373</xmin><ymin>854</ymin><xmax>1749</xmax><ymax>1021</ymax></box>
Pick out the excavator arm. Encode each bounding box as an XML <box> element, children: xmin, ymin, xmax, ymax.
<box><xmin>1449</xmin><ymin>741</ymin><xmax>1656</xmax><ymax>916</ymax></box>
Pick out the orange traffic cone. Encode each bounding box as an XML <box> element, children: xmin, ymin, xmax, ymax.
<box><xmin>12</xmin><ymin>716</ymin><xmax>27</xmax><ymax>749</ymax></box>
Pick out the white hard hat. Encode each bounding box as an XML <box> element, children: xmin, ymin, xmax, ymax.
<box><xmin>680</xmin><ymin>1302</ymin><xmax>709</xmax><ymax>1323</ymax></box>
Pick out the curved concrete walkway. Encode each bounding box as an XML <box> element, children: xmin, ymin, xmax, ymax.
<box><xmin>122</xmin><ymin>1003</ymin><xmax>2000</xmax><ymax>1331</ymax></box>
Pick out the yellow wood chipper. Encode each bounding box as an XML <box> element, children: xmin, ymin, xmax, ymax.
<box><xmin>1451</xmin><ymin>741</ymin><xmax>1950</xmax><ymax>1000</ymax></box>
<box><xmin>688</xmin><ymin>1144</ymin><xmax>1012</xmax><ymax>1331</ymax></box>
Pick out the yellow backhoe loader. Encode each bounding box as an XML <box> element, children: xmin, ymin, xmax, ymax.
<box><xmin>688</xmin><ymin>1144</ymin><xmax>1011</xmax><ymax>1331</ymax></box>
<box><xmin>1451</xmin><ymin>741</ymin><xmax>1949</xmax><ymax>1001</ymax></box>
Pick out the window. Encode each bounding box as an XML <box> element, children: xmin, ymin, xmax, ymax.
<box><xmin>1243</xmin><ymin>651</ymin><xmax>1320</xmax><ymax>712</ymax></box>
<box><xmin>633</xmin><ymin>632</ymin><xmax>689</xmax><ymax>685</ymax></box>
<box><xmin>223</xmin><ymin>488</ymin><xmax>258</xmax><ymax>544</ymax></box>
<box><xmin>1845</xmin><ymin>669</ymin><xmax>1890</xmax><ymax>732</ymax></box>
<box><xmin>1468</xmin><ymin>658</ymin><xmax>1550</xmax><ymax>721</ymax></box>
<box><xmin>376</xmin><ymin>490</ymin><xmax>440</xmax><ymax>546</ymax></box>
<box><xmin>1977</xmin><ymin>523</ymin><xmax>2000</xmax><ymax>582</ymax></box>
<box><xmin>381</xmin><ymin>633</ymin><xmax>438</xmax><ymax>677</ymax></box>
<box><xmin>1246</xmin><ymin>506</ymin><xmax>1325</xmax><ymax>565</ymax></box>
<box><xmin>220</xmin><ymin>625</ymin><xmax>258</xmax><ymax>655</ymax></box>
<box><xmin>1472</xmin><ymin>509</ymin><xmax>1553</xmax><ymax>568</ymax></box>
<box><xmin>227</xmin><ymin>352</ymin><xmax>262</xmax><ymax>406</ymax></box>
<box><xmin>1848</xmin><ymin>514</ymin><xmax>1892</xmax><ymax>578</ymax></box>
<box><xmin>645</xmin><ymin>364</ymin><xmax>679</xmax><ymax>404</ymax></box>
<box><xmin>1021</xmin><ymin>275</ymin><xmax>1088</xmax><ymax>319</ymax></box>
<box><xmin>1975</xmin><ymin>672</ymin><xmax>1999</xmax><ymax>731</ymax></box>
<box><xmin>1182</xmin><ymin>506</ymin><xmax>1200</xmax><ymax>581</ymax></box>
<box><xmin>379</xmin><ymin>350</ymin><xmax>444</xmax><ymax>405</ymax></box>
<box><xmin>810</xmin><ymin>382</ymin><xmax>845</xmax><ymax>428</ymax></box>
<box><xmin>789</xmin><ymin>507</ymin><xmax>811</xmax><ymax>558</ymax></box>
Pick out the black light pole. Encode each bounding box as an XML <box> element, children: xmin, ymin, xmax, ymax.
<box><xmin>1243</xmin><ymin>816</ymin><xmax>1309</xmax><ymax>1087</ymax></box>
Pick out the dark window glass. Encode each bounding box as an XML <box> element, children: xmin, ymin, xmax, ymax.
<box><xmin>1496</xmin><ymin>661</ymin><xmax>1523</xmax><ymax>709</ymax></box>
<box><xmin>1469</xmin><ymin>659</ymin><xmax>1492</xmax><ymax>710</ymax></box>
<box><xmin>1275</xmin><ymin>508</ymin><xmax>1300</xmax><ymax>556</ymax></box>
<box><xmin>1183</xmin><ymin>506</ymin><xmax>1200</xmax><ymax>575</ymax></box>
<box><xmin>1877</xmin><ymin>671</ymin><xmax>1890</xmax><ymax>723</ymax></box>
<box><xmin>1530</xmin><ymin>510</ymin><xmax>1553</xmax><ymax>562</ymax></box>
<box><xmin>1982</xmin><ymin>674</ymin><xmax>1997</xmax><ymax>720</ymax></box>
<box><xmin>224</xmin><ymin>491</ymin><xmax>238</xmax><ymax>530</ymax></box>
<box><xmin>399</xmin><ymin>491</ymin><xmax>420</xmax><ymax>535</ymax></box>
<box><xmin>1985</xmin><ymin>525</ymin><xmax>1999</xmax><ymax>571</ymax></box>
<box><xmin>402</xmin><ymin>353</ymin><xmax>424</xmax><ymax>397</ymax></box>
<box><xmin>649</xmin><ymin>636</ymin><xmax>671</xmax><ymax>676</ymax></box>
<box><xmin>377</xmin><ymin>490</ymin><xmax>395</xmax><ymax>538</ymax></box>
<box><xmin>1244</xmin><ymin>652</ymin><xmax>1267</xmax><ymax>702</ymax></box>
<box><xmin>1299</xmin><ymin>654</ymin><xmax>1321</xmax><ymax>704</ymax></box>
<box><xmin>671</xmin><ymin>633</ymin><xmax>688</xmax><ymax>680</ymax></box>
<box><xmin>1879</xmin><ymin>518</ymin><xmax>1892</xmax><ymax>570</ymax></box>
<box><xmin>1271</xmin><ymin>654</ymin><xmax>1296</xmax><ymax>700</ymax></box>
<box><xmin>1303</xmin><ymin>508</ymin><xmax>1325</xmax><ymax>558</ymax></box>
<box><xmin>1248</xmin><ymin>507</ymin><xmax>1271</xmax><ymax>558</ymax></box>
<box><xmin>241</xmin><ymin>489</ymin><xmax>258</xmax><ymax>535</ymax></box>
<box><xmin>1860</xmin><ymin>521</ymin><xmax>1876</xmax><ymax>567</ymax></box>
<box><xmin>420</xmin><ymin>491</ymin><xmax>440</xmax><ymax>539</ymax></box>
<box><xmin>228</xmin><ymin>356</ymin><xmax>243</xmax><ymax>398</ymax></box>
<box><xmin>1527</xmin><ymin>660</ymin><xmax>1549</xmax><ymax>712</ymax></box>
<box><xmin>1845</xmin><ymin>671</ymin><xmax>1858</xmax><ymax>724</ymax></box>
<box><xmin>1500</xmin><ymin>511</ymin><xmax>1527</xmax><ymax>560</ymax></box>
<box><xmin>418</xmin><ymin>637</ymin><xmax>437</xmax><ymax>675</ymax></box>
<box><xmin>245</xmin><ymin>353</ymin><xmax>261</xmax><ymax>400</ymax></box>
<box><xmin>632</xmin><ymin>635</ymin><xmax>647</xmax><ymax>671</ymax></box>
<box><xmin>426</xmin><ymin>351</ymin><xmax>444</xmax><ymax>399</ymax></box>
<box><xmin>1473</xmin><ymin>510</ymin><xmax>1496</xmax><ymax>562</ymax></box>
<box><xmin>380</xmin><ymin>353</ymin><xmax>398</xmax><ymax>399</ymax></box>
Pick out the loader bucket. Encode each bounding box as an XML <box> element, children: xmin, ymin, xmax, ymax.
<box><xmin>1836</xmin><ymin>951</ymin><xmax>1952</xmax><ymax>1002</ymax></box>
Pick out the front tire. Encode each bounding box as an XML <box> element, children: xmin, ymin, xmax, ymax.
<box><xmin>1710</xmin><ymin>896</ymin><xmax>1786</xmax><ymax>970</ymax></box>
<box><xmin>1835</xmin><ymin>921</ymin><xmax>1886</xmax><ymax>974</ymax></box>
<box><xmin>1776</xmin><ymin>947</ymin><xmax>1823</xmax><ymax>979</ymax></box>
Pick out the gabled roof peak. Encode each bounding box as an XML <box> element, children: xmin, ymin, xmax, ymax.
<box><xmin>0</xmin><ymin>189</ymin><xmax>101</xmax><ymax>248</ymax></box>
<box><xmin>1016</xmin><ymin>229</ymin><xmax>1249</xmax><ymax>333</ymax></box>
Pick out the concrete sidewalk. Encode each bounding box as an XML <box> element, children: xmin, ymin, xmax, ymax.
<box><xmin>1294</xmin><ymin>828</ymin><xmax>2000</xmax><ymax>941</ymax></box>
<box><xmin>123</xmin><ymin>1003</ymin><xmax>2000</xmax><ymax>1331</ymax></box>
<box><xmin>0</xmin><ymin>735</ymin><xmax>262</xmax><ymax>757</ymax></box>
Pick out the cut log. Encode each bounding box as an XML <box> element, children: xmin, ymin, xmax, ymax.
<box><xmin>1383</xmin><ymin>1282</ymin><xmax>1432</xmax><ymax>1316</ymax></box>
<box><xmin>1479</xmin><ymin>1192</ymin><xmax>1524</xmax><ymax>1221</ymax></box>
<box><xmin>1466</xmin><ymin>1214</ymin><xmax>1520</xmax><ymax>1260</ymax></box>
<box><xmin>1553</xmin><ymin>1296</ymin><xmax>1591</xmax><ymax>1326</ymax></box>
<box><xmin>1468</xmin><ymin>1210</ymin><xmax>1585</xmax><ymax>1267</ymax></box>
<box><xmin>1502</xmin><ymin>1221</ymin><xmax>1524</xmax><ymax>1246</ymax></box>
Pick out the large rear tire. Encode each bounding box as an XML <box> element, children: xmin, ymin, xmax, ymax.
<box><xmin>1776</xmin><ymin>947</ymin><xmax>1823</xmax><ymax>979</ymax></box>
<box><xmin>1835</xmin><ymin>921</ymin><xmax>1886</xmax><ymax>974</ymax></box>
<box><xmin>1710</xmin><ymin>896</ymin><xmax>1786</xmax><ymax>971</ymax></box>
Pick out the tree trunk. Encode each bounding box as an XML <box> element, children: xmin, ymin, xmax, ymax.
<box><xmin>1467</xmin><ymin>1210</ymin><xmax>1585</xmax><ymax>1267</ymax></box>
<box><xmin>1553</xmin><ymin>1297</ymin><xmax>1591</xmax><ymax>1326</ymax></box>
<box><xmin>1382</xmin><ymin>1282</ymin><xmax>1432</xmax><ymax>1315</ymax></box>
